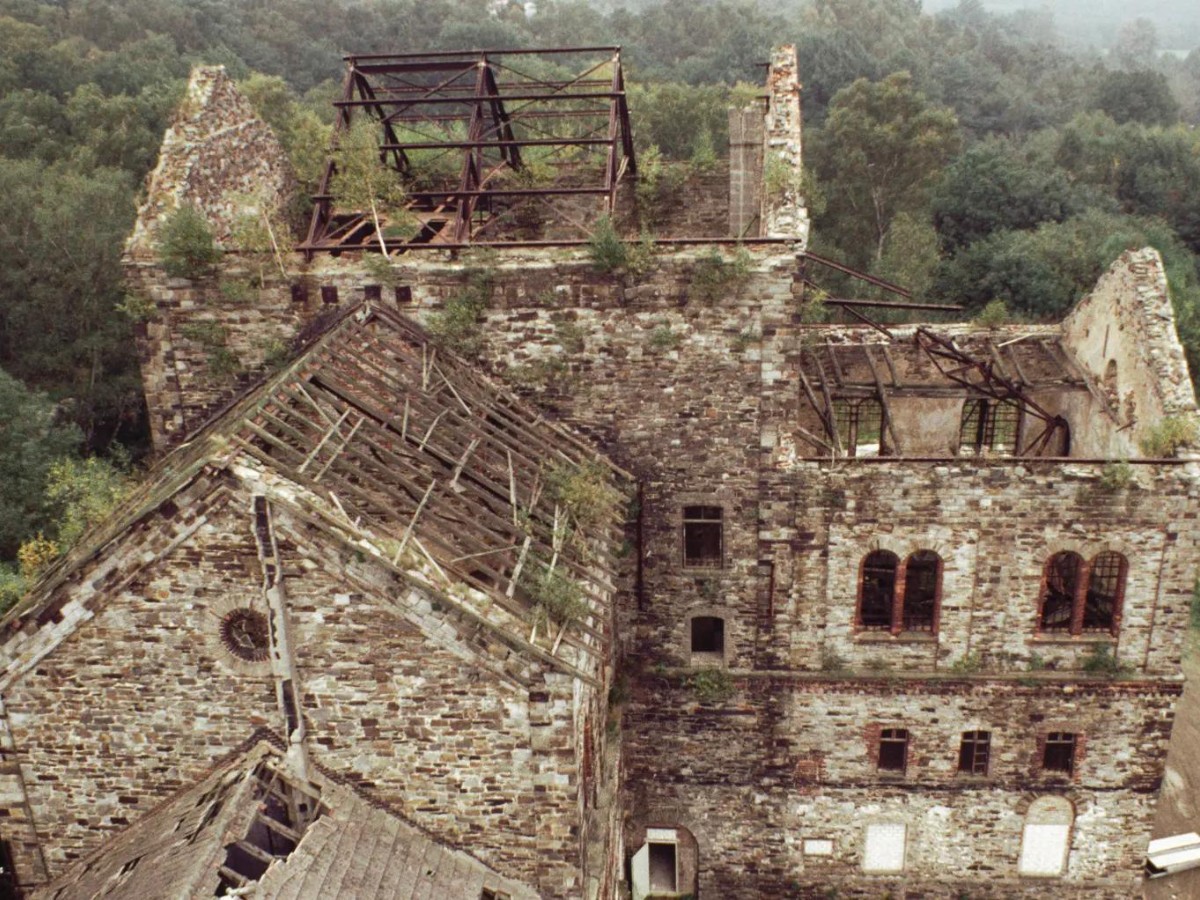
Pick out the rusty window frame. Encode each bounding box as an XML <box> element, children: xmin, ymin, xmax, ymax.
<box><xmin>1037</xmin><ymin>551</ymin><xmax>1125</xmax><ymax>636</ymax></box>
<box><xmin>957</xmin><ymin>730</ymin><xmax>991</xmax><ymax>775</ymax></box>
<box><xmin>877</xmin><ymin>728</ymin><xmax>909</xmax><ymax>773</ymax></box>
<box><xmin>833</xmin><ymin>398</ymin><xmax>887</xmax><ymax>457</ymax></box>
<box><xmin>1042</xmin><ymin>732</ymin><xmax>1077</xmax><ymax>774</ymax></box>
<box><xmin>857</xmin><ymin>550</ymin><xmax>942</xmax><ymax>634</ymax></box>
<box><xmin>959</xmin><ymin>398</ymin><xmax>1021</xmax><ymax>455</ymax></box>
<box><xmin>682</xmin><ymin>506</ymin><xmax>723</xmax><ymax>569</ymax></box>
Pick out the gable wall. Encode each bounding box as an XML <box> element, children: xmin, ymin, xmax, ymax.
<box><xmin>1</xmin><ymin>495</ymin><xmax>277</xmax><ymax>877</ymax></box>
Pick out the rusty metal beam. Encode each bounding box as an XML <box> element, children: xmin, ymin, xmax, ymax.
<box><xmin>823</xmin><ymin>298</ymin><xmax>963</xmax><ymax>312</ymax></box>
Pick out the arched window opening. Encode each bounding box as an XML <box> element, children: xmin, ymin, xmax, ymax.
<box><xmin>1018</xmin><ymin>796</ymin><xmax>1074</xmax><ymax>877</ymax></box>
<box><xmin>1039</xmin><ymin>552</ymin><xmax>1082</xmax><ymax>632</ymax></box>
<box><xmin>858</xmin><ymin>551</ymin><xmax>898</xmax><ymax>629</ymax></box>
<box><xmin>833</xmin><ymin>398</ymin><xmax>887</xmax><ymax>458</ymax></box>
<box><xmin>857</xmin><ymin>550</ymin><xmax>942</xmax><ymax>635</ymax></box>
<box><xmin>902</xmin><ymin>550</ymin><xmax>941</xmax><ymax>631</ymax></box>
<box><xmin>1084</xmin><ymin>552</ymin><xmax>1126</xmax><ymax>632</ymax></box>
<box><xmin>1037</xmin><ymin>551</ymin><xmax>1126</xmax><ymax>636</ymax></box>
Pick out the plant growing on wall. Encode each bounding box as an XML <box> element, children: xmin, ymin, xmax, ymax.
<box><xmin>157</xmin><ymin>204</ymin><xmax>222</xmax><ymax>279</ymax></box>
<box><xmin>689</xmin><ymin>667</ymin><xmax>734</xmax><ymax>702</ymax></box>
<box><xmin>688</xmin><ymin>247</ymin><xmax>751</xmax><ymax>304</ymax></box>
<box><xmin>330</xmin><ymin>118</ymin><xmax>415</xmax><ymax>255</ymax></box>
<box><xmin>587</xmin><ymin>215</ymin><xmax>628</xmax><ymax>273</ymax></box>
<box><xmin>426</xmin><ymin>269</ymin><xmax>493</xmax><ymax>358</ymax></box>
<box><xmin>1140</xmin><ymin>416</ymin><xmax>1198</xmax><ymax>457</ymax></box>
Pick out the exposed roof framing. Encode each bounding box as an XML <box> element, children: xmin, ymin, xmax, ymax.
<box><xmin>302</xmin><ymin>47</ymin><xmax>637</xmax><ymax>254</ymax></box>
<box><xmin>797</xmin><ymin>330</ymin><xmax>1090</xmax><ymax>456</ymax></box>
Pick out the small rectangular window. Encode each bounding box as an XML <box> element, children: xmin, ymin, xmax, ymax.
<box><xmin>877</xmin><ymin>728</ymin><xmax>908</xmax><ymax>773</ymax></box>
<box><xmin>690</xmin><ymin>616</ymin><xmax>725</xmax><ymax>654</ymax></box>
<box><xmin>290</xmin><ymin>282</ymin><xmax>308</xmax><ymax>304</ymax></box>
<box><xmin>320</xmin><ymin>285</ymin><xmax>338</xmax><ymax>305</ymax></box>
<box><xmin>364</xmin><ymin>284</ymin><xmax>382</xmax><ymax>301</ymax></box>
<box><xmin>957</xmin><ymin>730</ymin><xmax>990</xmax><ymax>775</ymax></box>
<box><xmin>1042</xmin><ymin>732</ymin><xmax>1077</xmax><ymax>774</ymax></box>
<box><xmin>395</xmin><ymin>285</ymin><xmax>413</xmax><ymax>305</ymax></box>
<box><xmin>682</xmin><ymin>506</ymin><xmax>723</xmax><ymax>568</ymax></box>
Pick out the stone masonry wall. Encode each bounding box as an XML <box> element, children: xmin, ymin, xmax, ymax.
<box><xmin>1062</xmin><ymin>247</ymin><xmax>1199</xmax><ymax>457</ymax></box>
<box><xmin>623</xmin><ymin>675</ymin><xmax>1177</xmax><ymax>897</ymax></box>
<box><xmin>0</xmin><ymin>493</ymin><xmax>277</xmax><ymax>879</ymax></box>
<box><xmin>274</xmin><ymin>519</ymin><xmax>587</xmax><ymax>898</ymax></box>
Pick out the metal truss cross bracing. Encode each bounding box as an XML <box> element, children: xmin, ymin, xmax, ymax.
<box><xmin>301</xmin><ymin>47</ymin><xmax>637</xmax><ymax>255</ymax></box>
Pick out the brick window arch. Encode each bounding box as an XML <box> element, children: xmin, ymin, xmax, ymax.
<box><xmin>857</xmin><ymin>550</ymin><xmax>943</xmax><ymax>635</ymax></box>
<box><xmin>959</xmin><ymin>398</ymin><xmax>1021</xmax><ymax>455</ymax></box>
<box><xmin>1037</xmin><ymin>551</ymin><xmax>1126</xmax><ymax>635</ymax></box>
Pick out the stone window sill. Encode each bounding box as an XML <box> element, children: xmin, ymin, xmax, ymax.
<box><xmin>854</xmin><ymin>631</ymin><xmax>937</xmax><ymax>644</ymax></box>
<box><xmin>1029</xmin><ymin>633</ymin><xmax>1116</xmax><ymax>646</ymax></box>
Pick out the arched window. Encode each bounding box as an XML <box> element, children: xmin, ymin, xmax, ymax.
<box><xmin>903</xmin><ymin>550</ymin><xmax>941</xmax><ymax>631</ymax></box>
<box><xmin>858</xmin><ymin>551</ymin><xmax>898</xmax><ymax>629</ymax></box>
<box><xmin>857</xmin><ymin>550</ymin><xmax>943</xmax><ymax>635</ymax></box>
<box><xmin>1017</xmin><ymin>796</ymin><xmax>1073</xmax><ymax>877</ymax></box>
<box><xmin>1037</xmin><ymin>551</ymin><xmax>1126</xmax><ymax>635</ymax></box>
<box><xmin>1085</xmin><ymin>552</ymin><xmax>1127</xmax><ymax>632</ymax></box>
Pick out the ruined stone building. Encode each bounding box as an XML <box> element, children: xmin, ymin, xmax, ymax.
<box><xmin>0</xmin><ymin>44</ymin><xmax>1196</xmax><ymax>899</ymax></box>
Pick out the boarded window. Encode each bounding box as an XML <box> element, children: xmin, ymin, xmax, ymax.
<box><xmin>833</xmin><ymin>398</ymin><xmax>886</xmax><ymax>457</ymax></box>
<box><xmin>960</xmin><ymin>399</ymin><xmax>1020</xmax><ymax>455</ymax></box>
<box><xmin>859</xmin><ymin>551</ymin><xmax>898</xmax><ymax>629</ymax></box>
<box><xmin>1018</xmin><ymin>796</ymin><xmax>1073</xmax><ymax>877</ymax></box>
<box><xmin>877</xmin><ymin>728</ymin><xmax>908</xmax><ymax>772</ymax></box>
<box><xmin>957</xmin><ymin>730</ymin><xmax>991</xmax><ymax>775</ymax></box>
<box><xmin>691</xmin><ymin>616</ymin><xmax>725</xmax><ymax>654</ymax></box>
<box><xmin>862</xmin><ymin>822</ymin><xmax>907</xmax><ymax>873</ymax></box>
<box><xmin>1042</xmin><ymin>732</ymin><xmax>1077</xmax><ymax>774</ymax></box>
<box><xmin>682</xmin><ymin>506</ymin><xmax>723</xmax><ymax>568</ymax></box>
<box><xmin>902</xmin><ymin>550</ymin><xmax>940</xmax><ymax>631</ymax></box>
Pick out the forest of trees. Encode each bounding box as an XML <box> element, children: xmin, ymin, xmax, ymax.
<box><xmin>2</xmin><ymin>0</ymin><xmax>1200</xmax><ymax>603</ymax></box>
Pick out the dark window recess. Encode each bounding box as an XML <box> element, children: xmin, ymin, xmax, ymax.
<box><xmin>320</xmin><ymin>285</ymin><xmax>338</xmax><ymax>305</ymax></box>
<box><xmin>833</xmin><ymin>398</ymin><xmax>886</xmax><ymax>457</ymax></box>
<box><xmin>902</xmin><ymin>550</ymin><xmax>940</xmax><ymax>631</ymax></box>
<box><xmin>1039</xmin><ymin>552</ymin><xmax>1082</xmax><ymax>632</ymax></box>
<box><xmin>290</xmin><ymin>283</ymin><xmax>308</xmax><ymax>304</ymax></box>
<box><xmin>648</xmin><ymin>842</ymin><xmax>678</xmax><ymax>892</ymax></box>
<box><xmin>691</xmin><ymin>616</ymin><xmax>725</xmax><ymax>653</ymax></box>
<box><xmin>364</xmin><ymin>284</ymin><xmax>382</xmax><ymax>302</ymax></box>
<box><xmin>481</xmin><ymin>891</ymin><xmax>512</xmax><ymax>900</ymax></box>
<box><xmin>877</xmin><ymin>728</ymin><xmax>909</xmax><ymax>772</ymax></box>
<box><xmin>395</xmin><ymin>285</ymin><xmax>413</xmax><ymax>305</ymax></box>
<box><xmin>683</xmin><ymin>506</ymin><xmax>723</xmax><ymax>568</ymax></box>
<box><xmin>0</xmin><ymin>840</ymin><xmax>18</xmax><ymax>900</ymax></box>
<box><xmin>859</xmin><ymin>551</ymin><xmax>898</xmax><ymax>629</ymax></box>
<box><xmin>958</xmin><ymin>730</ymin><xmax>991</xmax><ymax>775</ymax></box>
<box><xmin>1084</xmin><ymin>552</ymin><xmax>1126</xmax><ymax>631</ymax></box>
<box><xmin>959</xmin><ymin>399</ymin><xmax>1020</xmax><ymax>455</ymax></box>
<box><xmin>1043</xmin><ymin>732</ymin><xmax>1077</xmax><ymax>774</ymax></box>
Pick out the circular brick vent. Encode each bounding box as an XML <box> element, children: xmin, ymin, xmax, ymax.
<box><xmin>220</xmin><ymin>608</ymin><xmax>270</xmax><ymax>662</ymax></box>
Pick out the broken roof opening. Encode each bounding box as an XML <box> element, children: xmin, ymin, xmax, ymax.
<box><xmin>302</xmin><ymin>46</ymin><xmax>637</xmax><ymax>254</ymax></box>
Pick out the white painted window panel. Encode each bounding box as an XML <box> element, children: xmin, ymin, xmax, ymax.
<box><xmin>646</xmin><ymin>827</ymin><xmax>678</xmax><ymax>841</ymax></box>
<box><xmin>1019</xmin><ymin>823</ymin><xmax>1070</xmax><ymax>876</ymax></box>
<box><xmin>631</xmin><ymin>843</ymin><xmax>650</xmax><ymax>900</ymax></box>
<box><xmin>803</xmin><ymin>838</ymin><xmax>834</xmax><ymax>856</ymax></box>
<box><xmin>863</xmin><ymin>822</ymin><xmax>906</xmax><ymax>873</ymax></box>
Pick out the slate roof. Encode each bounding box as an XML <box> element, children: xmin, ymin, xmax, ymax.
<box><xmin>34</xmin><ymin>735</ymin><xmax>536</xmax><ymax>900</ymax></box>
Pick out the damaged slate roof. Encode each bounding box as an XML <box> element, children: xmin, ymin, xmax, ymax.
<box><xmin>0</xmin><ymin>302</ymin><xmax>629</xmax><ymax>687</ymax></box>
<box><xmin>34</xmin><ymin>734</ymin><xmax>537</xmax><ymax>900</ymax></box>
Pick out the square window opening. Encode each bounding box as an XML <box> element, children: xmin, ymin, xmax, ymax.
<box><xmin>691</xmin><ymin>616</ymin><xmax>725</xmax><ymax>654</ymax></box>
<box><xmin>1042</xmin><ymin>733</ymin><xmax>1077</xmax><ymax>774</ymax></box>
